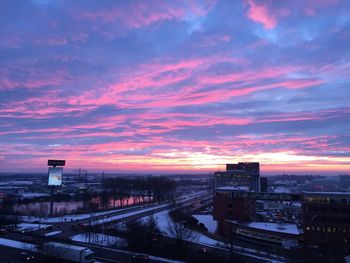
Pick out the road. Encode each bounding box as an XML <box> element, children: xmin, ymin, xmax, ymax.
<box><xmin>29</xmin><ymin>192</ymin><xmax>212</xmax><ymax>239</ymax></box>
<box><xmin>0</xmin><ymin>193</ymin><xmax>212</xmax><ymax>263</ymax></box>
<box><xmin>0</xmin><ymin>192</ymin><xmax>286</xmax><ymax>262</ymax></box>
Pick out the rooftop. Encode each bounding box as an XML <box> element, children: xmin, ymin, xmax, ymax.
<box><xmin>215</xmin><ymin>186</ymin><xmax>250</xmax><ymax>192</ymax></box>
<box><xmin>227</xmin><ymin>220</ymin><xmax>300</xmax><ymax>235</ymax></box>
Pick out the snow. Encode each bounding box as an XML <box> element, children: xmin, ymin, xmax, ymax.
<box><xmin>141</xmin><ymin>210</ymin><xmax>222</xmax><ymax>247</ymax></box>
<box><xmin>91</xmin><ymin>204</ymin><xmax>170</xmax><ymax>226</ymax></box>
<box><xmin>20</xmin><ymin>192</ymin><xmax>49</xmax><ymax>199</ymax></box>
<box><xmin>44</xmin><ymin>230</ymin><xmax>62</xmax><ymax>236</ymax></box>
<box><xmin>247</xmin><ymin>222</ymin><xmax>300</xmax><ymax>235</ymax></box>
<box><xmin>140</xmin><ymin>210</ymin><xmax>171</xmax><ymax>234</ymax></box>
<box><xmin>0</xmin><ymin>238</ymin><xmax>38</xmax><ymax>252</ymax></box>
<box><xmin>140</xmin><ymin>210</ymin><xmax>286</xmax><ymax>262</ymax></box>
<box><xmin>215</xmin><ymin>186</ymin><xmax>249</xmax><ymax>192</ymax></box>
<box><xmin>192</xmin><ymin>214</ymin><xmax>217</xmax><ymax>234</ymax></box>
<box><xmin>71</xmin><ymin>233</ymin><xmax>127</xmax><ymax>247</ymax></box>
<box><xmin>17</xmin><ymin>223</ymin><xmax>52</xmax><ymax>232</ymax></box>
<box><xmin>273</xmin><ymin>187</ymin><xmax>291</xmax><ymax>193</ymax></box>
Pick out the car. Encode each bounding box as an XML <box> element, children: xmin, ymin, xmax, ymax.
<box><xmin>19</xmin><ymin>252</ymin><xmax>35</xmax><ymax>262</ymax></box>
<box><xmin>132</xmin><ymin>254</ymin><xmax>150</xmax><ymax>262</ymax></box>
<box><xmin>196</xmin><ymin>247</ymin><xmax>211</xmax><ymax>254</ymax></box>
<box><xmin>0</xmin><ymin>228</ymin><xmax>7</xmax><ymax>234</ymax></box>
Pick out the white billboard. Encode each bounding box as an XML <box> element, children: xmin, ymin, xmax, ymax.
<box><xmin>48</xmin><ymin>167</ymin><xmax>63</xmax><ymax>186</ymax></box>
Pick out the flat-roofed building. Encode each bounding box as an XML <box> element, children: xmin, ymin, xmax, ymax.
<box><xmin>213</xmin><ymin>186</ymin><xmax>256</xmax><ymax>235</ymax></box>
<box><xmin>215</xmin><ymin>162</ymin><xmax>260</xmax><ymax>192</ymax></box>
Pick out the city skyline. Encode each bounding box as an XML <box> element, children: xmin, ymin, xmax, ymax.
<box><xmin>1</xmin><ymin>0</ymin><xmax>350</xmax><ymax>174</ymax></box>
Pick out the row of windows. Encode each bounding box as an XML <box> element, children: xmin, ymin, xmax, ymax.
<box><xmin>305</xmin><ymin>226</ymin><xmax>350</xmax><ymax>233</ymax></box>
<box><xmin>304</xmin><ymin>197</ymin><xmax>350</xmax><ymax>205</ymax></box>
<box><xmin>305</xmin><ymin>217</ymin><xmax>350</xmax><ymax>223</ymax></box>
<box><xmin>235</xmin><ymin>229</ymin><xmax>283</xmax><ymax>244</ymax></box>
<box><xmin>308</xmin><ymin>207</ymin><xmax>350</xmax><ymax>213</ymax></box>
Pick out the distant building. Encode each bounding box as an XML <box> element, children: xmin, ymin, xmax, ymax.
<box><xmin>260</xmin><ymin>177</ymin><xmax>268</xmax><ymax>192</ymax></box>
<box><xmin>215</xmin><ymin>162</ymin><xmax>260</xmax><ymax>192</ymax></box>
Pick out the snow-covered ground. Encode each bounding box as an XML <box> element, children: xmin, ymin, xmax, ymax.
<box><xmin>141</xmin><ymin>211</ymin><xmax>285</xmax><ymax>262</ymax></box>
<box><xmin>71</xmin><ymin>233</ymin><xmax>127</xmax><ymax>247</ymax></box>
<box><xmin>44</xmin><ymin>230</ymin><xmax>62</xmax><ymax>236</ymax></box>
<box><xmin>247</xmin><ymin>222</ymin><xmax>300</xmax><ymax>235</ymax></box>
<box><xmin>0</xmin><ymin>238</ymin><xmax>38</xmax><ymax>252</ymax></box>
<box><xmin>141</xmin><ymin>210</ymin><xmax>222</xmax><ymax>246</ymax></box>
<box><xmin>18</xmin><ymin>206</ymin><xmax>142</xmax><ymax>223</ymax></box>
<box><xmin>20</xmin><ymin>192</ymin><xmax>50</xmax><ymax>199</ymax></box>
<box><xmin>192</xmin><ymin>214</ymin><xmax>217</xmax><ymax>234</ymax></box>
<box><xmin>17</xmin><ymin>223</ymin><xmax>52</xmax><ymax>232</ymax></box>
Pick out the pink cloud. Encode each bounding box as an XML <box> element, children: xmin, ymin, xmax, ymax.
<box><xmin>245</xmin><ymin>0</ymin><xmax>277</xmax><ymax>29</ymax></box>
<box><xmin>73</xmin><ymin>0</ymin><xmax>216</xmax><ymax>30</ymax></box>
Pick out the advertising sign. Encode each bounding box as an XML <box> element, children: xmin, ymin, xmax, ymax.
<box><xmin>48</xmin><ymin>160</ymin><xmax>65</xmax><ymax>166</ymax></box>
<box><xmin>48</xmin><ymin>167</ymin><xmax>63</xmax><ymax>186</ymax></box>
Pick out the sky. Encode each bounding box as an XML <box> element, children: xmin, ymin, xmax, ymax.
<box><xmin>0</xmin><ymin>0</ymin><xmax>350</xmax><ymax>174</ymax></box>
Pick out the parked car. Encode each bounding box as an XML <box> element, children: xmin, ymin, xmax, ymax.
<box><xmin>20</xmin><ymin>252</ymin><xmax>35</xmax><ymax>262</ymax></box>
<box><xmin>132</xmin><ymin>254</ymin><xmax>150</xmax><ymax>262</ymax></box>
<box><xmin>0</xmin><ymin>228</ymin><xmax>8</xmax><ymax>234</ymax></box>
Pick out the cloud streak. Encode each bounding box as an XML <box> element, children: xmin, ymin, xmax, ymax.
<box><xmin>0</xmin><ymin>0</ymin><xmax>349</xmax><ymax>174</ymax></box>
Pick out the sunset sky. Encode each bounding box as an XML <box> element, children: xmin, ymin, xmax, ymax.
<box><xmin>1</xmin><ymin>0</ymin><xmax>349</xmax><ymax>174</ymax></box>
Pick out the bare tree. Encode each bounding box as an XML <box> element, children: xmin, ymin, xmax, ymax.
<box><xmin>167</xmin><ymin>219</ymin><xmax>199</xmax><ymax>244</ymax></box>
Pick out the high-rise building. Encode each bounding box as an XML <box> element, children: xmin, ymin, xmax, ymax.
<box><xmin>215</xmin><ymin>162</ymin><xmax>260</xmax><ymax>192</ymax></box>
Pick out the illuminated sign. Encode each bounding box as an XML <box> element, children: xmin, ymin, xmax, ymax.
<box><xmin>48</xmin><ymin>160</ymin><xmax>65</xmax><ymax>166</ymax></box>
<box><xmin>48</xmin><ymin>167</ymin><xmax>63</xmax><ymax>186</ymax></box>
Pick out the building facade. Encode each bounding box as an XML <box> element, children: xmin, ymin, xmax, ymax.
<box><xmin>213</xmin><ymin>187</ymin><xmax>350</xmax><ymax>253</ymax></box>
<box><xmin>213</xmin><ymin>187</ymin><xmax>256</xmax><ymax>235</ymax></box>
<box><xmin>214</xmin><ymin>162</ymin><xmax>260</xmax><ymax>192</ymax></box>
<box><xmin>302</xmin><ymin>192</ymin><xmax>350</xmax><ymax>253</ymax></box>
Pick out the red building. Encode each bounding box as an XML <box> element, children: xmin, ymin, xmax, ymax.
<box><xmin>213</xmin><ymin>186</ymin><xmax>350</xmax><ymax>253</ymax></box>
<box><xmin>213</xmin><ymin>186</ymin><xmax>256</xmax><ymax>235</ymax></box>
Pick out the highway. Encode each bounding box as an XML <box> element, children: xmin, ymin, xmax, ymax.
<box><xmin>0</xmin><ymin>192</ymin><xmax>286</xmax><ymax>262</ymax></box>
<box><xmin>0</xmin><ymin>192</ymin><xmax>212</xmax><ymax>263</ymax></box>
<box><xmin>27</xmin><ymin>192</ymin><xmax>212</xmax><ymax>239</ymax></box>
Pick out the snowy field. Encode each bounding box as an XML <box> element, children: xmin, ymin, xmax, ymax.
<box><xmin>248</xmin><ymin>222</ymin><xmax>300</xmax><ymax>235</ymax></box>
<box><xmin>44</xmin><ymin>230</ymin><xmax>62</xmax><ymax>236</ymax></box>
<box><xmin>0</xmin><ymin>238</ymin><xmax>38</xmax><ymax>252</ymax></box>
<box><xmin>141</xmin><ymin>211</ymin><xmax>285</xmax><ymax>263</ymax></box>
<box><xmin>192</xmin><ymin>214</ymin><xmax>217</xmax><ymax>234</ymax></box>
<box><xmin>71</xmin><ymin>233</ymin><xmax>127</xmax><ymax>247</ymax></box>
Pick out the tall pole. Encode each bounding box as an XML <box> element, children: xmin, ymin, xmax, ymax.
<box><xmin>49</xmin><ymin>165</ymin><xmax>56</xmax><ymax>216</ymax></box>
